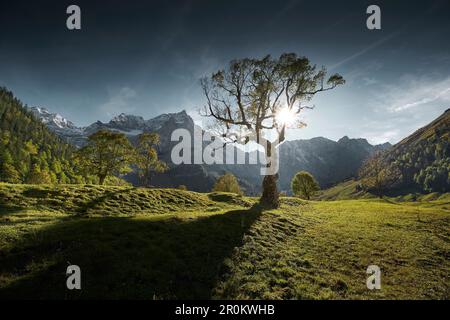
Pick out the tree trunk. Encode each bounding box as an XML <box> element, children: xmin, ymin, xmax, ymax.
<box><xmin>99</xmin><ymin>174</ymin><xmax>106</xmax><ymax>185</ymax></box>
<box><xmin>260</xmin><ymin>174</ymin><xmax>279</xmax><ymax>208</ymax></box>
<box><xmin>259</xmin><ymin>140</ymin><xmax>280</xmax><ymax>208</ymax></box>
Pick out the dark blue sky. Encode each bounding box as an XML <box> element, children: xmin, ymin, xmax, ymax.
<box><xmin>0</xmin><ymin>0</ymin><xmax>449</xmax><ymax>143</ymax></box>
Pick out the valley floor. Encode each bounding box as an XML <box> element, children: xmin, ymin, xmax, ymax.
<box><xmin>0</xmin><ymin>184</ymin><xmax>449</xmax><ymax>299</ymax></box>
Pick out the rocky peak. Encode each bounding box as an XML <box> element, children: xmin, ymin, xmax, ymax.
<box><xmin>109</xmin><ymin>113</ymin><xmax>146</xmax><ymax>129</ymax></box>
<box><xmin>29</xmin><ymin>106</ymin><xmax>77</xmax><ymax>129</ymax></box>
<box><xmin>146</xmin><ymin>110</ymin><xmax>193</xmax><ymax>130</ymax></box>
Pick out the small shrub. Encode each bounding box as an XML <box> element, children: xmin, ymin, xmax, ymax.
<box><xmin>212</xmin><ymin>173</ymin><xmax>242</xmax><ymax>195</ymax></box>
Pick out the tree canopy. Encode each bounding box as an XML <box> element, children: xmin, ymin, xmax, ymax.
<box><xmin>359</xmin><ymin>151</ymin><xmax>401</xmax><ymax>198</ymax></box>
<box><xmin>135</xmin><ymin>132</ymin><xmax>168</xmax><ymax>187</ymax></box>
<box><xmin>291</xmin><ymin>171</ymin><xmax>320</xmax><ymax>200</ymax></box>
<box><xmin>212</xmin><ymin>173</ymin><xmax>242</xmax><ymax>195</ymax></box>
<box><xmin>74</xmin><ymin>130</ymin><xmax>135</xmax><ymax>185</ymax></box>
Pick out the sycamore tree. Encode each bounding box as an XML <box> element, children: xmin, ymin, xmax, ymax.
<box><xmin>200</xmin><ymin>53</ymin><xmax>344</xmax><ymax>207</ymax></box>
<box><xmin>135</xmin><ymin>132</ymin><xmax>168</xmax><ymax>187</ymax></box>
<box><xmin>74</xmin><ymin>130</ymin><xmax>135</xmax><ymax>185</ymax></box>
<box><xmin>291</xmin><ymin>171</ymin><xmax>320</xmax><ymax>200</ymax></box>
<box><xmin>359</xmin><ymin>150</ymin><xmax>400</xmax><ymax>198</ymax></box>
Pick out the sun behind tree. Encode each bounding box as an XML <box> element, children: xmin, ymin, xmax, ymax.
<box><xmin>291</xmin><ymin>171</ymin><xmax>320</xmax><ymax>200</ymax></box>
<box><xmin>201</xmin><ymin>53</ymin><xmax>344</xmax><ymax>207</ymax></box>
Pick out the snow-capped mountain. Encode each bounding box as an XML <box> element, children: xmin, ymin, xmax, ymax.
<box><xmin>29</xmin><ymin>107</ymin><xmax>86</xmax><ymax>146</ymax></box>
<box><xmin>29</xmin><ymin>107</ymin><xmax>78</xmax><ymax>130</ymax></box>
<box><xmin>30</xmin><ymin>107</ymin><xmax>194</xmax><ymax>148</ymax></box>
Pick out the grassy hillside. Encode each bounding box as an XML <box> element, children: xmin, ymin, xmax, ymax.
<box><xmin>315</xmin><ymin>180</ymin><xmax>369</xmax><ymax>200</ymax></box>
<box><xmin>316</xmin><ymin>179</ymin><xmax>450</xmax><ymax>203</ymax></box>
<box><xmin>0</xmin><ymin>184</ymin><xmax>448</xmax><ymax>299</ymax></box>
<box><xmin>0</xmin><ymin>183</ymin><xmax>243</xmax><ymax>216</ymax></box>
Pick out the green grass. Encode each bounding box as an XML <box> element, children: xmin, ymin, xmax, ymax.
<box><xmin>0</xmin><ymin>183</ymin><xmax>448</xmax><ymax>299</ymax></box>
<box><xmin>316</xmin><ymin>180</ymin><xmax>450</xmax><ymax>204</ymax></box>
<box><xmin>314</xmin><ymin>180</ymin><xmax>368</xmax><ymax>200</ymax></box>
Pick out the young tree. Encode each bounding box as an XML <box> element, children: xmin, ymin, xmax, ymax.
<box><xmin>291</xmin><ymin>171</ymin><xmax>320</xmax><ymax>200</ymax></box>
<box><xmin>359</xmin><ymin>151</ymin><xmax>400</xmax><ymax>198</ymax></box>
<box><xmin>0</xmin><ymin>163</ymin><xmax>21</xmax><ymax>183</ymax></box>
<box><xmin>74</xmin><ymin>130</ymin><xmax>135</xmax><ymax>185</ymax></box>
<box><xmin>135</xmin><ymin>132</ymin><xmax>168</xmax><ymax>187</ymax></box>
<box><xmin>0</xmin><ymin>150</ymin><xmax>21</xmax><ymax>183</ymax></box>
<box><xmin>26</xmin><ymin>165</ymin><xmax>52</xmax><ymax>184</ymax></box>
<box><xmin>201</xmin><ymin>53</ymin><xmax>344</xmax><ymax>207</ymax></box>
<box><xmin>212</xmin><ymin>173</ymin><xmax>242</xmax><ymax>195</ymax></box>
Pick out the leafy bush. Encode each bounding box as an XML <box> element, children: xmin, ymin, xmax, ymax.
<box><xmin>212</xmin><ymin>173</ymin><xmax>242</xmax><ymax>195</ymax></box>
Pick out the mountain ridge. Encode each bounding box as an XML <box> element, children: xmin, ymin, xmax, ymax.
<box><xmin>30</xmin><ymin>105</ymin><xmax>392</xmax><ymax>193</ymax></box>
<box><xmin>29</xmin><ymin>106</ymin><xmax>390</xmax><ymax>148</ymax></box>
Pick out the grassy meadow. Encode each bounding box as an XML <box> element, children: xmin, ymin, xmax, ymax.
<box><xmin>0</xmin><ymin>183</ymin><xmax>449</xmax><ymax>299</ymax></box>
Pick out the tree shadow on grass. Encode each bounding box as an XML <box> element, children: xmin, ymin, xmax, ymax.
<box><xmin>0</xmin><ymin>206</ymin><xmax>26</xmax><ymax>216</ymax></box>
<box><xmin>76</xmin><ymin>188</ymin><xmax>134</xmax><ymax>215</ymax></box>
<box><xmin>0</xmin><ymin>205</ymin><xmax>262</xmax><ymax>299</ymax></box>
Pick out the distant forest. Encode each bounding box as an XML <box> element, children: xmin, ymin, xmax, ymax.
<box><xmin>0</xmin><ymin>87</ymin><xmax>83</xmax><ymax>184</ymax></box>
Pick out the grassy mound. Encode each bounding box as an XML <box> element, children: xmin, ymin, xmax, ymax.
<box><xmin>0</xmin><ymin>183</ymin><xmax>448</xmax><ymax>299</ymax></box>
<box><xmin>208</xmin><ymin>192</ymin><xmax>253</xmax><ymax>207</ymax></box>
<box><xmin>0</xmin><ymin>183</ymin><xmax>225</xmax><ymax>216</ymax></box>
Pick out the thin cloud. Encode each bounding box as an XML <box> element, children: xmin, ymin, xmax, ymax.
<box><xmin>359</xmin><ymin>74</ymin><xmax>450</xmax><ymax>144</ymax></box>
<box><xmin>330</xmin><ymin>31</ymin><xmax>402</xmax><ymax>70</ymax></box>
<box><xmin>99</xmin><ymin>87</ymin><xmax>137</xmax><ymax>117</ymax></box>
<box><xmin>385</xmin><ymin>76</ymin><xmax>450</xmax><ymax>113</ymax></box>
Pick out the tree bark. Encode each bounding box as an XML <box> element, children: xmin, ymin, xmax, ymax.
<box><xmin>260</xmin><ymin>140</ymin><xmax>280</xmax><ymax>208</ymax></box>
<box><xmin>99</xmin><ymin>174</ymin><xmax>106</xmax><ymax>185</ymax></box>
<box><xmin>260</xmin><ymin>173</ymin><xmax>279</xmax><ymax>208</ymax></box>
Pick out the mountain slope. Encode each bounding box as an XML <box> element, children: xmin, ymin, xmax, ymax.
<box><xmin>384</xmin><ymin>108</ymin><xmax>449</xmax><ymax>193</ymax></box>
<box><xmin>277</xmin><ymin>136</ymin><xmax>390</xmax><ymax>191</ymax></box>
<box><xmin>320</xmin><ymin>109</ymin><xmax>449</xmax><ymax>199</ymax></box>
<box><xmin>0</xmin><ymin>88</ymin><xmax>82</xmax><ymax>184</ymax></box>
